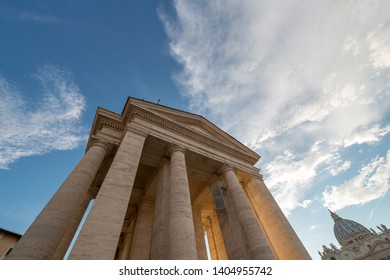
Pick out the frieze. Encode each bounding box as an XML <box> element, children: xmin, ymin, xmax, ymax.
<box><xmin>132</xmin><ymin>110</ymin><xmax>257</xmax><ymax>164</ymax></box>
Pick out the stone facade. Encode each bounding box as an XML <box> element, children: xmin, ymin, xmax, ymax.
<box><xmin>7</xmin><ymin>97</ymin><xmax>310</xmax><ymax>260</ymax></box>
<box><xmin>0</xmin><ymin>228</ymin><xmax>21</xmax><ymax>260</ymax></box>
<box><xmin>320</xmin><ymin>211</ymin><xmax>390</xmax><ymax>260</ymax></box>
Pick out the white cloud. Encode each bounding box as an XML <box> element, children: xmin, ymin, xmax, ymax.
<box><xmin>161</xmin><ymin>0</ymin><xmax>390</xmax><ymax>214</ymax></box>
<box><xmin>0</xmin><ymin>65</ymin><xmax>87</xmax><ymax>169</ymax></box>
<box><xmin>310</xmin><ymin>225</ymin><xmax>318</xmax><ymax>231</ymax></box>
<box><xmin>368</xmin><ymin>25</ymin><xmax>390</xmax><ymax>69</ymax></box>
<box><xmin>298</xmin><ymin>200</ymin><xmax>312</xmax><ymax>209</ymax></box>
<box><xmin>322</xmin><ymin>150</ymin><xmax>390</xmax><ymax>211</ymax></box>
<box><xmin>343</xmin><ymin>124</ymin><xmax>390</xmax><ymax>147</ymax></box>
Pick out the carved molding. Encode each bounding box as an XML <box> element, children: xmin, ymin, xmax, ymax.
<box><xmin>132</xmin><ymin>110</ymin><xmax>258</xmax><ymax>165</ymax></box>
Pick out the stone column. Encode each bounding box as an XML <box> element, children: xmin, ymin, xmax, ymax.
<box><xmin>223</xmin><ymin>166</ymin><xmax>275</xmax><ymax>260</ymax></box>
<box><xmin>129</xmin><ymin>197</ymin><xmax>154</xmax><ymax>260</ymax></box>
<box><xmin>68</xmin><ymin>127</ymin><xmax>147</xmax><ymax>259</ymax></box>
<box><xmin>203</xmin><ymin>213</ymin><xmax>228</xmax><ymax>260</ymax></box>
<box><xmin>8</xmin><ymin>140</ymin><xmax>111</xmax><ymax>260</ymax></box>
<box><xmin>192</xmin><ymin>206</ymin><xmax>208</xmax><ymax>260</ymax></box>
<box><xmin>245</xmin><ymin>174</ymin><xmax>311</xmax><ymax>259</ymax></box>
<box><xmin>119</xmin><ymin>216</ymin><xmax>136</xmax><ymax>260</ymax></box>
<box><xmin>52</xmin><ymin>192</ymin><xmax>93</xmax><ymax>260</ymax></box>
<box><xmin>168</xmin><ymin>145</ymin><xmax>197</xmax><ymax>259</ymax></box>
<box><xmin>150</xmin><ymin>160</ymin><xmax>170</xmax><ymax>260</ymax></box>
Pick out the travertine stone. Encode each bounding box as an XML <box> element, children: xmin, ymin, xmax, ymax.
<box><xmin>119</xmin><ymin>217</ymin><xmax>136</xmax><ymax>260</ymax></box>
<box><xmin>217</xmin><ymin>191</ymin><xmax>251</xmax><ymax>260</ymax></box>
<box><xmin>223</xmin><ymin>166</ymin><xmax>275</xmax><ymax>260</ymax></box>
<box><xmin>168</xmin><ymin>145</ymin><xmax>197</xmax><ymax>260</ymax></box>
<box><xmin>68</xmin><ymin>128</ymin><xmax>146</xmax><ymax>259</ymax></box>
<box><xmin>192</xmin><ymin>206</ymin><xmax>208</xmax><ymax>260</ymax></box>
<box><xmin>204</xmin><ymin>212</ymin><xmax>228</xmax><ymax>260</ymax></box>
<box><xmin>10</xmin><ymin>98</ymin><xmax>311</xmax><ymax>260</ymax></box>
<box><xmin>8</xmin><ymin>140</ymin><xmax>111</xmax><ymax>260</ymax></box>
<box><xmin>150</xmin><ymin>160</ymin><xmax>170</xmax><ymax>260</ymax></box>
<box><xmin>129</xmin><ymin>197</ymin><xmax>154</xmax><ymax>259</ymax></box>
<box><xmin>52</xmin><ymin>192</ymin><xmax>93</xmax><ymax>260</ymax></box>
<box><xmin>245</xmin><ymin>175</ymin><xmax>311</xmax><ymax>260</ymax></box>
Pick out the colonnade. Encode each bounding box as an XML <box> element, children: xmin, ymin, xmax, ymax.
<box><xmin>8</xmin><ymin>126</ymin><xmax>310</xmax><ymax>260</ymax></box>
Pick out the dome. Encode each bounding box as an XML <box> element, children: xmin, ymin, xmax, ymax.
<box><xmin>329</xmin><ymin>210</ymin><xmax>371</xmax><ymax>246</ymax></box>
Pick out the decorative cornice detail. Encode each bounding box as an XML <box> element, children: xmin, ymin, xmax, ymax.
<box><xmin>101</xmin><ymin>121</ymin><xmax>124</xmax><ymax>131</ymax></box>
<box><xmin>133</xmin><ymin>110</ymin><xmax>256</xmax><ymax>164</ymax></box>
<box><xmin>243</xmin><ymin>173</ymin><xmax>264</xmax><ymax>185</ymax></box>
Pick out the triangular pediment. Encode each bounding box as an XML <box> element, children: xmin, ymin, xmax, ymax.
<box><xmin>126</xmin><ymin>97</ymin><xmax>259</xmax><ymax>163</ymax></box>
<box><xmin>368</xmin><ymin>240</ymin><xmax>390</xmax><ymax>254</ymax></box>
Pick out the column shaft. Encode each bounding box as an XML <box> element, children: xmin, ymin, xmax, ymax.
<box><xmin>119</xmin><ymin>217</ymin><xmax>136</xmax><ymax>260</ymax></box>
<box><xmin>223</xmin><ymin>166</ymin><xmax>275</xmax><ymax>260</ymax></box>
<box><xmin>8</xmin><ymin>141</ymin><xmax>110</xmax><ymax>260</ymax></box>
<box><xmin>204</xmin><ymin>212</ymin><xmax>228</xmax><ymax>260</ymax></box>
<box><xmin>245</xmin><ymin>175</ymin><xmax>311</xmax><ymax>259</ymax></box>
<box><xmin>68</xmin><ymin>128</ymin><xmax>146</xmax><ymax>259</ymax></box>
<box><xmin>129</xmin><ymin>197</ymin><xmax>154</xmax><ymax>260</ymax></box>
<box><xmin>193</xmin><ymin>207</ymin><xmax>207</xmax><ymax>260</ymax></box>
<box><xmin>52</xmin><ymin>192</ymin><xmax>92</xmax><ymax>259</ymax></box>
<box><xmin>168</xmin><ymin>146</ymin><xmax>197</xmax><ymax>259</ymax></box>
<box><xmin>150</xmin><ymin>160</ymin><xmax>170</xmax><ymax>260</ymax></box>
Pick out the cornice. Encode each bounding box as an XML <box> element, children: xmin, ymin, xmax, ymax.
<box><xmin>101</xmin><ymin>120</ymin><xmax>124</xmax><ymax>132</ymax></box>
<box><xmin>132</xmin><ymin>108</ymin><xmax>259</xmax><ymax>166</ymax></box>
<box><xmin>88</xmin><ymin>99</ymin><xmax>260</xmax><ymax>167</ymax></box>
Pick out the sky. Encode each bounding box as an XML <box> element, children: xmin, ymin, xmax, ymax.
<box><xmin>0</xmin><ymin>0</ymin><xmax>389</xmax><ymax>260</ymax></box>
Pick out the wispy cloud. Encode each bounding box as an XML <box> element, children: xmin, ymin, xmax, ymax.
<box><xmin>0</xmin><ymin>65</ymin><xmax>87</xmax><ymax>169</ymax></box>
<box><xmin>297</xmin><ymin>200</ymin><xmax>313</xmax><ymax>209</ymax></box>
<box><xmin>322</xmin><ymin>150</ymin><xmax>390</xmax><ymax>211</ymax></box>
<box><xmin>0</xmin><ymin>7</ymin><xmax>62</xmax><ymax>24</ymax></box>
<box><xmin>161</xmin><ymin>0</ymin><xmax>390</xmax><ymax>214</ymax></box>
<box><xmin>310</xmin><ymin>225</ymin><xmax>318</xmax><ymax>231</ymax></box>
<box><xmin>343</xmin><ymin>124</ymin><xmax>390</xmax><ymax>147</ymax></box>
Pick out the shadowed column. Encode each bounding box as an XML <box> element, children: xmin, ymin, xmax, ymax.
<box><xmin>150</xmin><ymin>160</ymin><xmax>170</xmax><ymax>260</ymax></box>
<box><xmin>128</xmin><ymin>197</ymin><xmax>154</xmax><ymax>259</ymax></box>
<box><xmin>68</xmin><ymin>127</ymin><xmax>147</xmax><ymax>259</ymax></box>
<box><xmin>7</xmin><ymin>141</ymin><xmax>111</xmax><ymax>260</ymax></box>
<box><xmin>192</xmin><ymin>206</ymin><xmax>207</xmax><ymax>260</ymax></box>
<box><xmin>168</xmin><ymin>145</ymin><xmax>197</xmax><ymax>259</ymax></box>
<box><xmin>223</xmin><ymin>165</ymin><xmax>275</xmax><ymax>260</ymax></box>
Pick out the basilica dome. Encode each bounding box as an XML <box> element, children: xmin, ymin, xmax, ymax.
<box><xmin>329</xmin><ymin>210</ymin><xmax>372</xmax><ymax>246</ymax></box>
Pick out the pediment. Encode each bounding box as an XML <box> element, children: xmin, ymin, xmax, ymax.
<box><xmin>368</xmin><ymin>240</ymin><xmax>390</xmax><ymax>254</ymax></box>
<box><xmin>126</xmin><ymin>98</ymin><xmax>259</xmax><ymax>163</ymax></box>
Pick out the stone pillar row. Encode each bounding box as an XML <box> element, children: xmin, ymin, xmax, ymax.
<box><xmin>8</xmin><ymin>125</ymin><xmax>307</xmax><ymax>260</ymax></box>
<box><xmin>222</xmin><ymin>166</ymin><xmax>276</xmax><ymax>260</ymax></box>
<box><xmin>8</xmin><ymin>127</ymin><xmax>199</xmax><ymax>260</ymax></box>
<box><xmin>8</xmin><ymin>140</ymin><xmax>112</xmax><ymax>260</ymax></box>
<box><xmin>68</xmin><ymin>127</ymin><xmax>147</xmax><ymax>259</ymax></box>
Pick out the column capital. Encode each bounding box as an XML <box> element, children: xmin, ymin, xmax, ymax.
<box><xmin>219</xmin><ymin>164</ymin><xmax>234</xmax><ymax>174</ymax></box>
<box><xmin>168</xmin><ymin>144</ymin><xmax>186</xmax><ymax>156</ymax></box>
<box><xmin>243</xmin><ymin>173</ymin><xmax>264</xmax><ymax>185</ymax></box>
<box><xmin>89</xmin><ymin>140</ymin><xmax>112</xmax><ymax>153</ymax></box>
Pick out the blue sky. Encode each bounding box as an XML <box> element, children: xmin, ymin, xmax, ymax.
<box><xmin>0</xmin><ymin>0</ymin><xmax>389</xmax><ymax>260</ymax></box>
